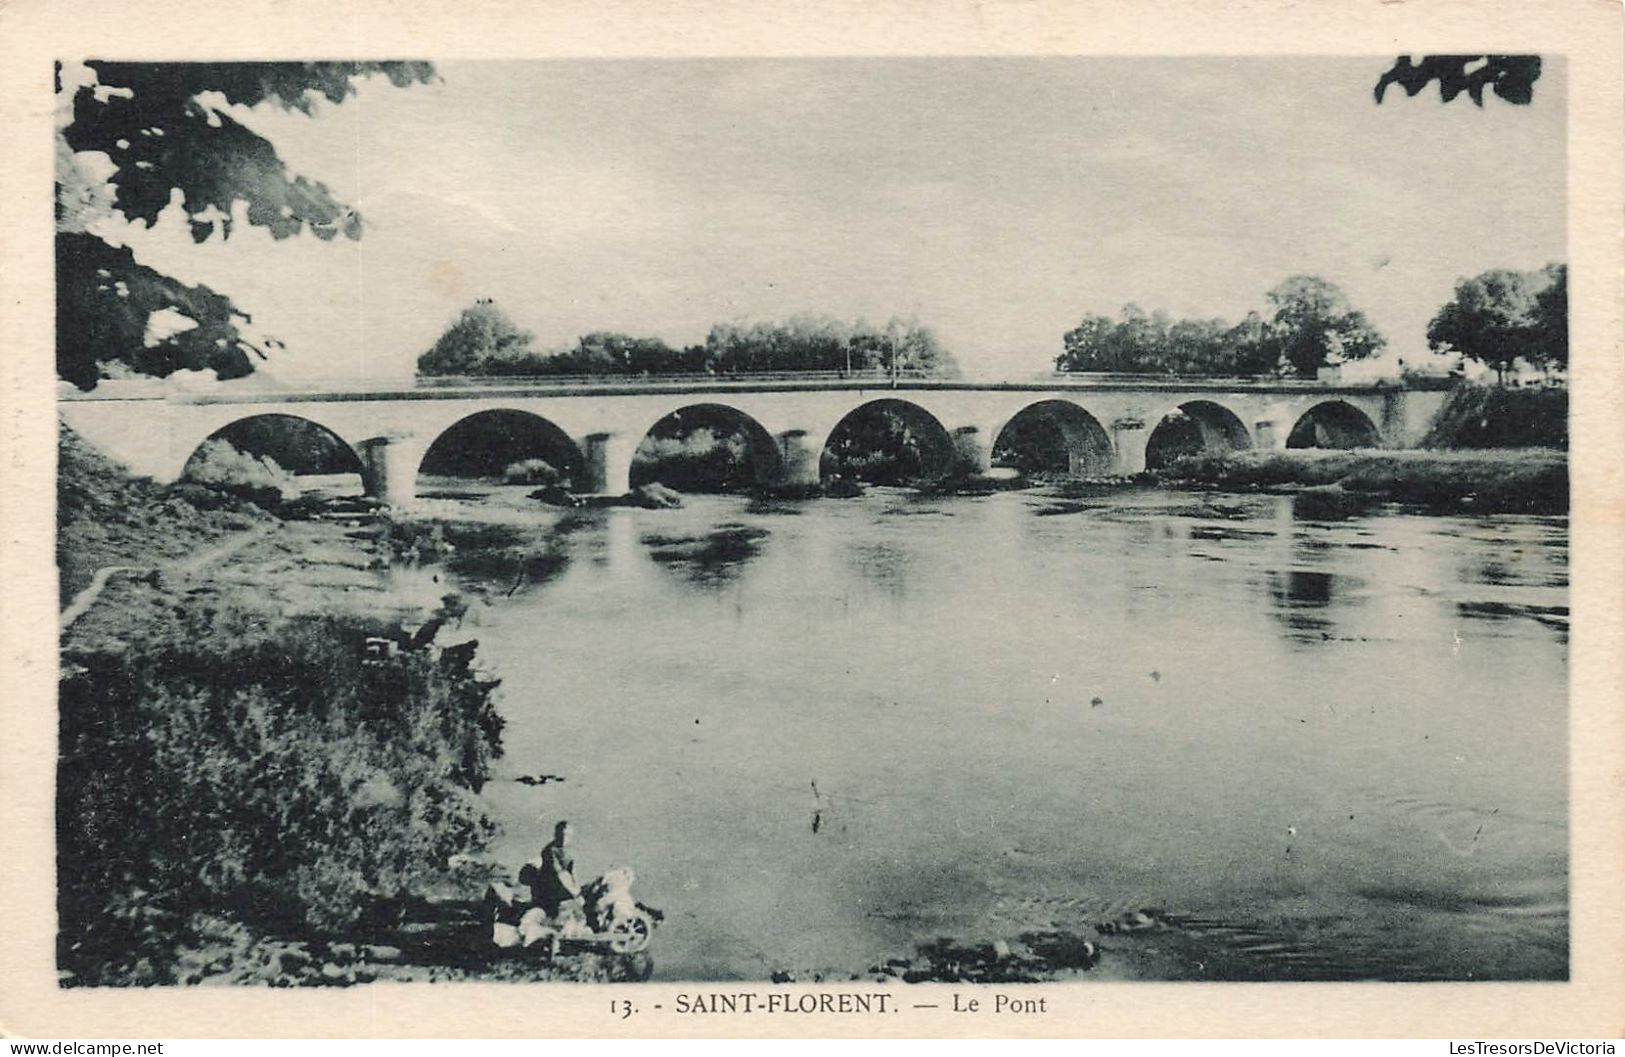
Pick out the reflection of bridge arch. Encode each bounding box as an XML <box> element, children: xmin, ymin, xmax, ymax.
<box><xmin>181</xmin><ymin>412</ymin><xmax>365</xmax><ymax>490</ymax></box>
<box><xmin>630</xmin><ymin>402</ymin><xmax>785</xmax><ymax>491</ymax></box>
<box><xmin>1145</xmin><ymin>399</ymin><xmax>1253</xmax><ymax>469</ymax></box>
<box><xmin>990</xmin><ymin>399</ymin><xmax>1115</xmax><ymax>475</ymax></box>
<box><xmin>1287</xmin><ymin>400</ymin><xmax>1382</xmax><ymax>449</ymax></box>
<box><xmin>417</xmin><ymin>408</ymin><xmax>585</xmax><ymax>484</ymax></box>
<box><xmin>819</xmin><ymin>398</ymin><xmax>958</xmax><ymax>481</ymax></box>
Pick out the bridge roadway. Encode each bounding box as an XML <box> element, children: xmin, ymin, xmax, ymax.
<box><xmin>57</xmin><ymin>372</ymin><xmax>1448</xmax><ymax>506</ymax></box>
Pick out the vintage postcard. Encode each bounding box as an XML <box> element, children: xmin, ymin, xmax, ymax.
<box><xmin>2</xmin><ymin>0</ymin><xmax>1621</xmax><ymax>1040</ymax></box>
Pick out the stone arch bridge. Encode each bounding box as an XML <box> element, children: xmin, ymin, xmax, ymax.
<box><xmin>59</xmin><ymin>375</ymin><xmax>1447</xmax><ymax>506</ymax></box>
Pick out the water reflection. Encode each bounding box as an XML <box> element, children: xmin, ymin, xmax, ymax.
<box><xmin>1455</xmin><ymin>600</ymin><xmax>1570</xmax><ymax>634</ymax></box>
<box><xmin>844</xmin><ymin>540</ymin><xmax>913</xmax><ymax>599</ymax></box>
<box><xmin>640</xmin><ymin>523</ymin><xmax>771</xmax><ymax>587</ymax></box>
<box><xmin>1264</xmin><ymin>569</ymin><xmax>1363</xmax><ymax>643</ymax></box>
<box><xmin>444</xmin><ymin>487</ymin><xmax>1567</xmax><ymax>981</ymax></box>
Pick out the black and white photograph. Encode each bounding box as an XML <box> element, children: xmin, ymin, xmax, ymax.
<box><xmin>6</xmin><ymin>0</ymin><xmax>1624</xmax><ymax>1039</ymax></box>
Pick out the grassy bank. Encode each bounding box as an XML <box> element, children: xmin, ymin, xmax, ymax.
<box><xmin>1157</xmin><ymin>448</ymin><xmax>1567</xmax><ymax>515</ymax></box>
<box><xmin>56</xmin><ymin>425</ymin><xmax>276</xmax><ymax>605</ymax></box>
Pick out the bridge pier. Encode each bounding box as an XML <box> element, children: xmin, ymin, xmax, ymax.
<box><xmin>1252</xmin><ymin>417</ymin><xmax>1288</xmax><ymax>451</ymax></box>
<box><xmin>775</xmin><ymin>430</ymin><xmax>824</xmax><ymax>487</ymax></box>
<box><xmin>582</xmin><ymin>432</ymin><xmax>637</xmax><ymax>496</ymax></box>
<box><xmin>1111</xmin><ymin>418</ymin><xmax>1149</xmax><ymax>475</ymax></box>
<box><xmin>951</xmin><ymin>425</ymin><xmax>993</xmax><ymax>476</ymax></box>
<box><xmin>357</xmin><ymin>434</ymin><xmax>420</xmax><ymax>508</ymax></box>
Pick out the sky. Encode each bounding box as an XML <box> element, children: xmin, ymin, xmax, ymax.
<box><xmin>76</xmin><ymin>57</ymin><xmax>1566</xmax><ymax>383</ymax></box>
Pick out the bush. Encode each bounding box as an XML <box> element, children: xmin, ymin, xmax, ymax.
<box><xmin>1158</xmin><ymin>449</ymin><xmax>1567</xmax><ymax>514</ymax></box>
<box><xmin>502</xmin><ymin>458</ymin><xmax>563</xmax><ymax>487</ymax></box>
<box><xmin>1423</xmin><ymin>384</ymin><xmax>1567</xmax><ymax>449</ymax></box>
<box><xmin>58</xmin><ymin>610</ymin><xmax>505</xmax><ymax>984</ymax></box>
<box><xmin>183</xmin><ymin>438</ymin><xmax>299</xmax><ymax>505</ymax></box>
<box><xmin>630</xmin><ymin>428</ymin><xmax>754</xmax><ymax>492</ymax></box>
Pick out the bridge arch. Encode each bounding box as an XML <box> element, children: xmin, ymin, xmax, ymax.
<box><xmin>1286</xmin><ymin>400</ymin><xmax>1382</xmax><ymax>449</ymax></box>
<box><xmin>180</xmin><ymin>412</ymin><xmax>366</xmax><ymax>495</ymax></box>
<box><xmin>990</xmin><ymin>399</ymin><xmax>1115</xmax><ymax>475</ymax></box>
<box><xmin>819</xmin><ymin>398</ymin><xmax>958</xmax><ymax>482</ymax></box>
<box><xmin>1145</xmin><ymin>399</ymin><xmax>1253</xmax><ymax>468</ymax></box>
<box><xmin>630</xmin><ymin>403</ymin><xmax>785</xmax><ymax>492</ymax></box>
<box><xmin>417</xmin><ymin>408</ymin><xmax>586</xmax><ymax>491</ymax></box>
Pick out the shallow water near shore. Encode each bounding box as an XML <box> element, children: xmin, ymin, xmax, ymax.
<box><xmin>409</xmin><ymin>485</ymin><xmax>1568</xmax><ymax>981</ymax></box>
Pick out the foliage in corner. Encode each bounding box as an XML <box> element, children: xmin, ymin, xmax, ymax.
<box><xmin>56</xmin><ymin>61</ymin><xmax>437</xmax><ymax>389</ymax></box>
<box><xmin>1374</xmin><ymin>55</ymin><xmax>1541</xmax><ymax>107</ymax></box>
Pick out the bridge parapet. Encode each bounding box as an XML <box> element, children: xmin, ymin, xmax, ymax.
<box><xmin>57</xmin><ymin>371</ymin><xmax>1413</xmax><ymax>405</ymax></box>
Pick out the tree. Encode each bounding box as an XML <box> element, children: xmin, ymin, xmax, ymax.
<box><xmin>705</xmin><ymin>316</ymin><xmax>957</xmax><ymax>376</ymax></box>
<box><xmin>1057</xmin><ymin>279</ymin><xmax>1383</xmax><ymax>378</ymax></box>
<box><xmin>870</xmin><ymin>317</ymin><xmax>958</xmax><ymax>378</ymax></box>
<box><xmin>1221</xmin><ymin>311</ymin><xmax>1278</xmax><ymax>376</ymax></box>
<box><xmin>1529</xmin><ymin>263</ymin><xmax>1568</xmax><ymax>371</ymax></box>
<box><xmin>1426</xmin><ymin>264</ymin><xmax>1566</xmax><ymax>382</ymax></box>
<box><xmin>413</xmin><ymin>311</ymin><xmax>959</xmax><ymax>379</ymax></box>
<box><xmin>573</xmin><ymin>332</ymin><xmax>703</xmax><ymax>374</ymax></box>
<box><xmin>1058</xmin><ymin>305</ymin><xmax>1172</xmax><ymax>373</ymax></box>
<box><xmin>1263</xmin><ymin>276</ymin><xmax>1386</xmax><ymax>378</ymax></box>
<box><xmin>1375</xmin><ymin>55</ymin><xmax>1541</xmax><ymax>107</ymax></box>
<box><xmin>57</xmin><ymin>61</ymin><xmax>436</xmax><ymax>389</ymax></box>
<box><xmin>417</xmin><ymin>300</ymin><xmax>537</xmax><ymax>376</ymax></box>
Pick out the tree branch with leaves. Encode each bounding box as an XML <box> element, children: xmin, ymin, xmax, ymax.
<box><xmin>56</xmin><ymin>61</ymin><xmax>436</xmax><ymax>389</ymax></box>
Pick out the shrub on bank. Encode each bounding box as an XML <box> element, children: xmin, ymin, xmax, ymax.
<box><xmin>502</xmin><ymin>457</ymin><xmax>563</xmax><ymax>487</ymax></box>
<box><xmin>630</xmin><ymin>428</ymin><xmax>753</xmax><ymax>492</ymax></box>
<box><xmin>1160</xmin><ymin>449</ymin><xmax>1567</xmax><ymax>514</ymax></box>
<box><xmin>182</xmin><ymin>438</ymin><xmax>300</xmax><ymax>506</ymax></box>
<box><xmin>58</xmin><ymin>609</ymin><xmax>505</xmax><ymax>985</ymax></box>
<box><xmin>1423</xmin><ymin>384</ymin><xmax>1567</xmax><ymax>449</ymax></box>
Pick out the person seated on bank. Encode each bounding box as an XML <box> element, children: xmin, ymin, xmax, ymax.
<box><xmin>523</xmin><ymin>819</ymin><xmax>582</xmax><ymax>919</ymax></box>
<box><xmin>515</xmin><ymin>820</ymin><xmax>587</xmax><ymax>955</ymax></box>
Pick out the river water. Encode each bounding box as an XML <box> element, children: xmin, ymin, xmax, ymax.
<box><xmin>415</xmin><ymin>485</ymin><xmax>1568</xmax><ymax>981</ymax></box>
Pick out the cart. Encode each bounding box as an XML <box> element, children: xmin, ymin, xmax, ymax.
<box><xmin>489</xmin><ymin>868</ymin><xmax>662</xmax><ymax>956</ymax></box>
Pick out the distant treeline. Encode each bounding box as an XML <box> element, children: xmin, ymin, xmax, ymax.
<box><xmin>1058</xmin><ymin>267</ymin><xmax>1566</xmax><ymax>381</ymax></box>
<box><xmin>417</xmin><ymin>304</ymin><xmax>957</xmax><ymax>379</ymax></box>
<box><xmin>1057</xmin><ymin>276</ymin><xmax>1383</xmax><ymax>378</ymax></box>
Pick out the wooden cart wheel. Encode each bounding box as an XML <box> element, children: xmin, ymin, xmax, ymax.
<box><xmin>607</xmin><ymin>910</ymin><xmax>653</xmax><ymax>954</ymax></box>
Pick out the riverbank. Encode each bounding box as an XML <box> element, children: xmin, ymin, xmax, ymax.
<box><xmin>56</xmin><ymin>424</ymin><xmax>277</xmax><ymax>605</ymax></box>
<box><xmin>1153</xmin><ymin>448</ymin><xmax>1567</xmax><ymax>515</ymax></box>
<box><xmin>56</xmin><ymin>427</ymin><xmax>636</xmax><ymax>986</ymax></box>
<box><xmin>59</xmin><ymin>512</ymin><xmax>657</xmax><ymax>986</ymax></box>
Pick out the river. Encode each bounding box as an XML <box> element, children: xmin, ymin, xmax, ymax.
<box><xmin>407</xmin><ymin>484</ymin><xmax>1568</xmax><ymax>981</ymax></box>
